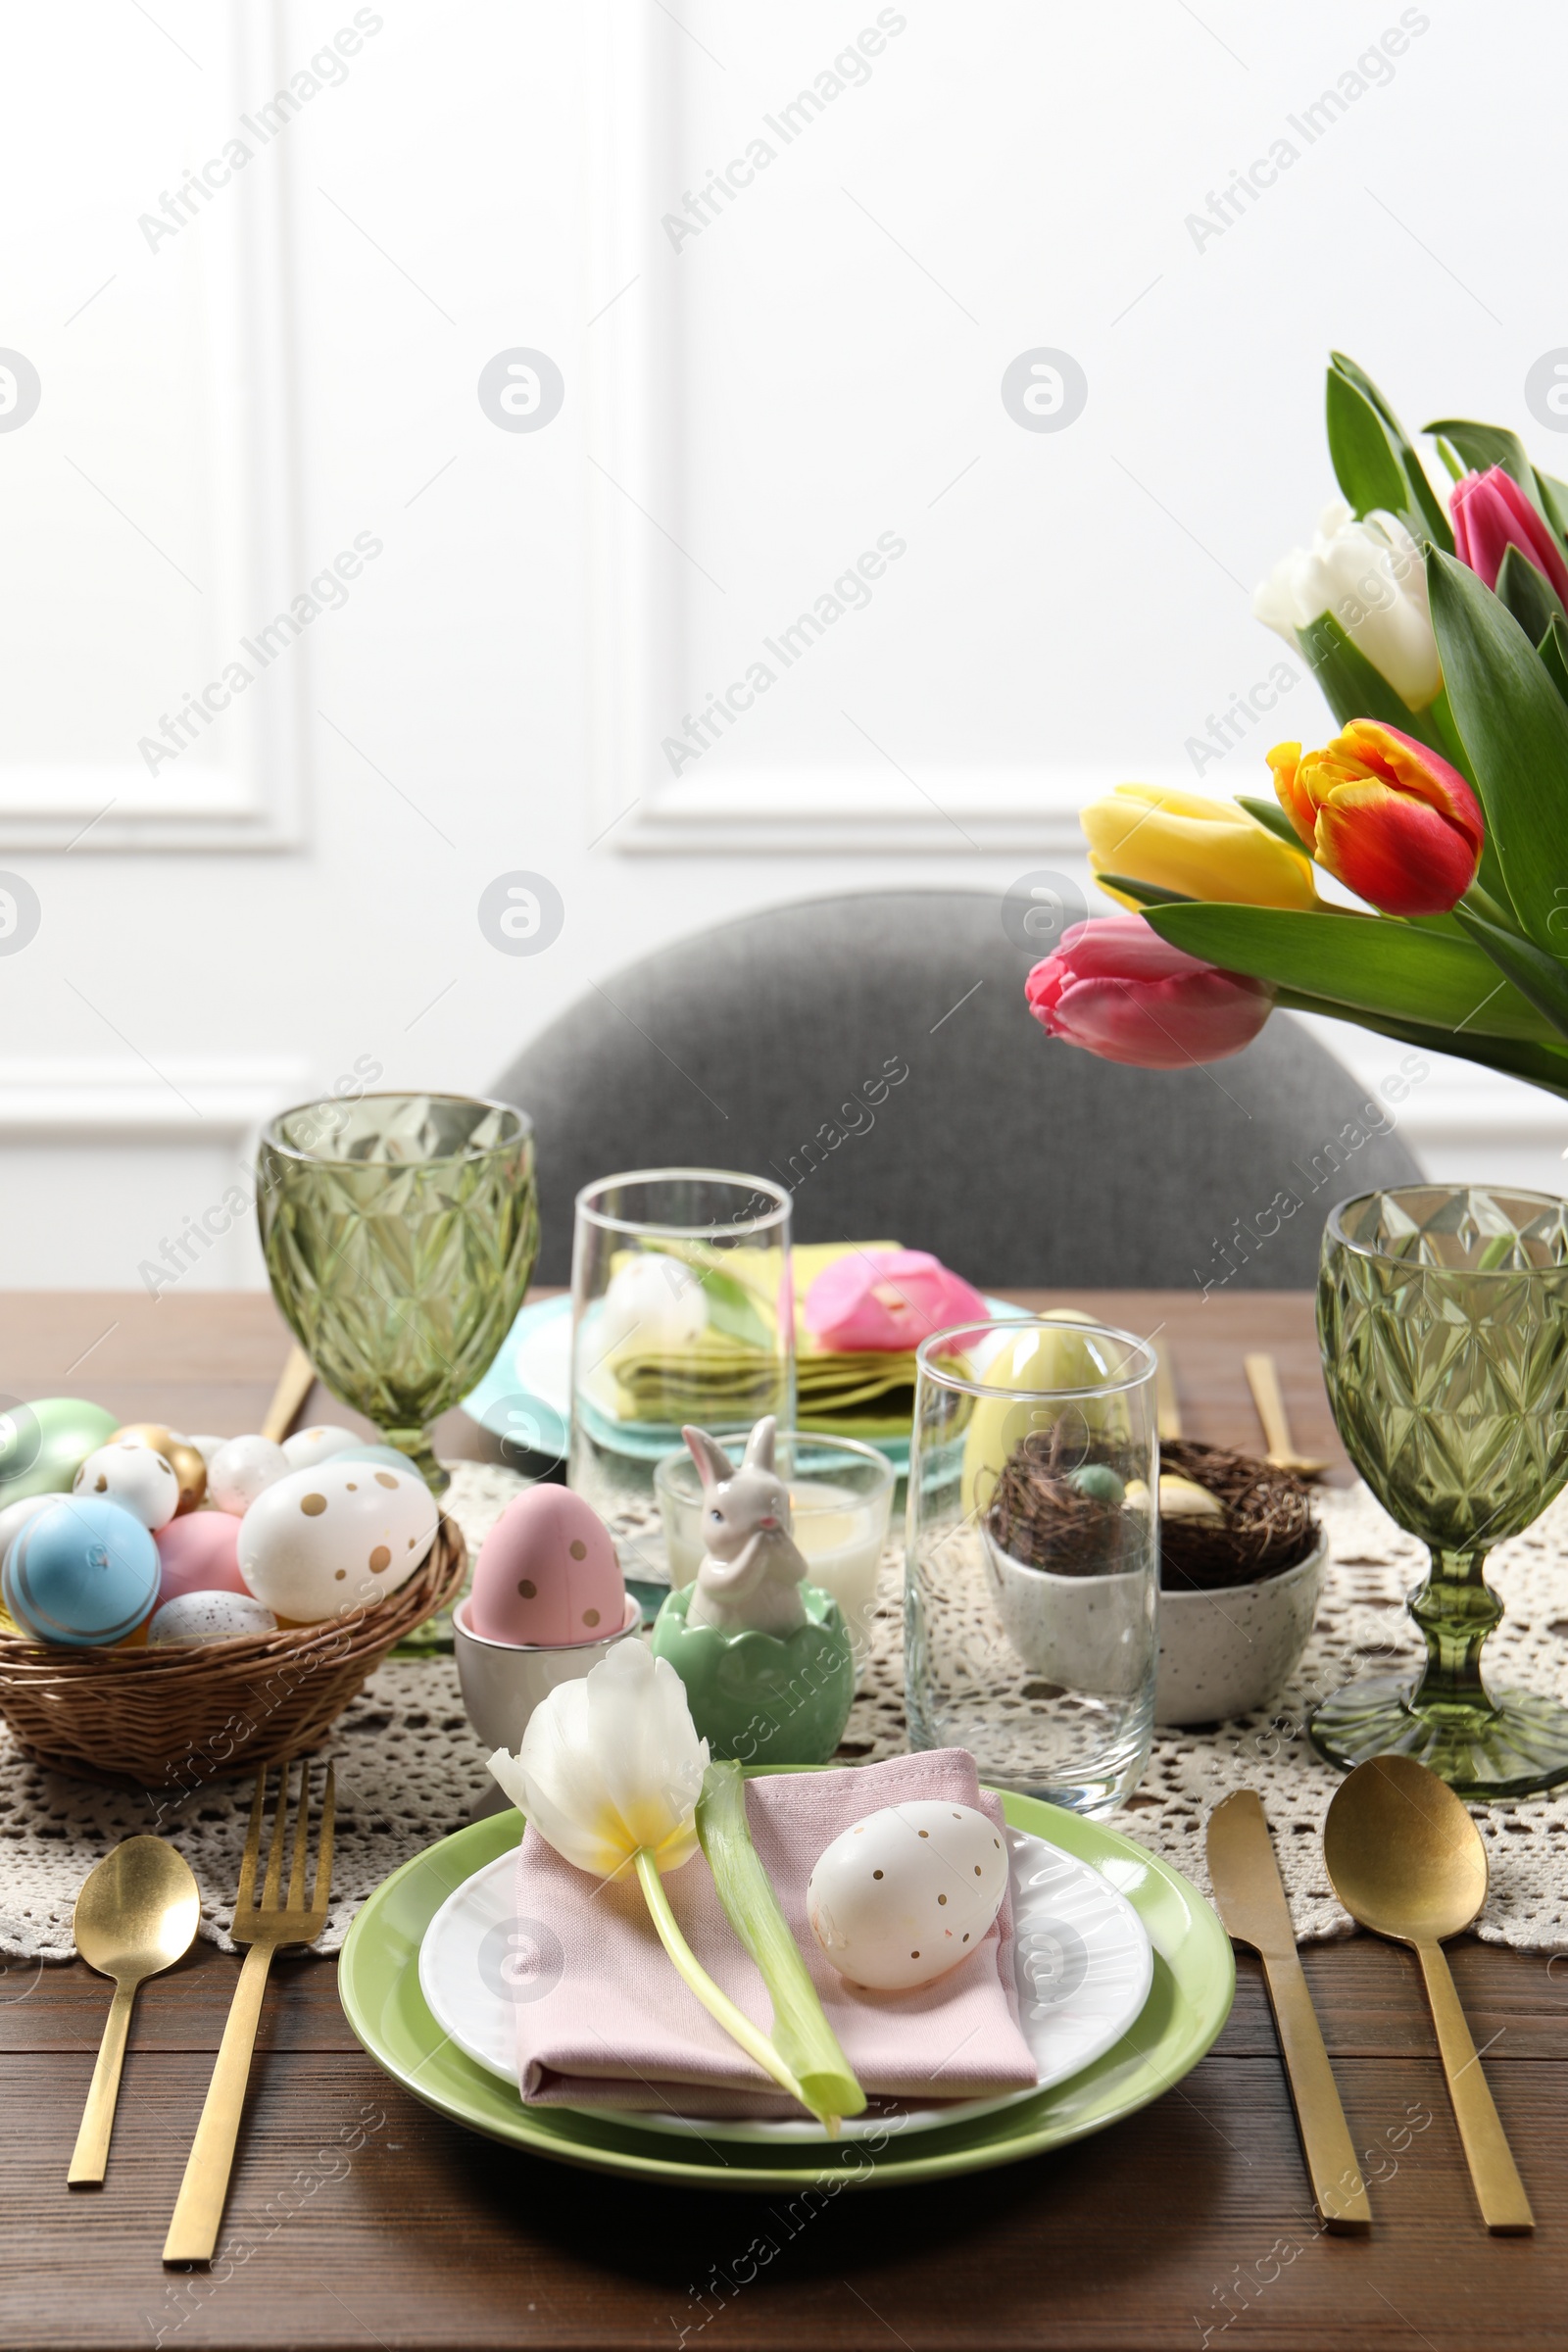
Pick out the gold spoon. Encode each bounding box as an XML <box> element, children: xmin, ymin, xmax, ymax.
<box><xmin>1324</xmin><ymin>1754</ymin><xmax>1533</xmax><ymax>2232</ymax></box>
<box><xmin>1244</xmin><ymin>1352</ymin><xmax>1329</xmax><ymax>1479</ymax></box>
<box><xmin>69</xmin><ymin>1838</ymin><xmax>201</xmax><ymax>2187</ymax></box>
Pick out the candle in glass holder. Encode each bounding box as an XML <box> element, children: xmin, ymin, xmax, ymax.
<box><xmin>656</xmin><ymin>1436</ymin><xmax>894</xmax><ymax>1673</ymax></box>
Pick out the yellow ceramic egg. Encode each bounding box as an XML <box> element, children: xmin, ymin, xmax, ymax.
<box><xmin>959</xmin><ymin>1309</ymin><xmax>1134</xmax><ymax>1515</ymax></box>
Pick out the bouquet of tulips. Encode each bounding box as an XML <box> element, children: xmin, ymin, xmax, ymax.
<box><xmin>1027</xmin><ymin>352</ymin><xmax>1568</xmax><ymax>1104</ymax></box>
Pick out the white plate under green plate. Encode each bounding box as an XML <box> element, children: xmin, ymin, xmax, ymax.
<box><xmin>339</xmin><ymin>1789</ymin><xmax>1234</xmax><ymax>2191</ymax></box>
<box><xmin>458</xmin><ymin>1292</ymin><xmax>1028</xmax><ymax>1473</ymax></box>
<box><xmin>416</xmin><ymin>1823</ymin><xmax>1152</xmax><ymax>2143</ymax></box>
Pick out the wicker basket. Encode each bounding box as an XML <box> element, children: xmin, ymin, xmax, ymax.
<box><xmin>0</xmin><ymin>1516</ymin><xmax>466</xmax><ymax>1790</ymax></box>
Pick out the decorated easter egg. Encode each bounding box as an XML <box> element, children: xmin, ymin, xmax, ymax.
<box><xmin>314</xmin><ymin>1442</ymin><xmax>421</xmax><ymax>1477</ymax></box>
<box><xmin>807</xmin><ymin>1801</ymin><xmax>1009</xmax><ymax>1991</ymax></box>
<box><xmin>237</xmin><ymin>1459</ymin><xmax>438</xmax><ymax>1620</ymax></box>
<box><xmin>0</xmin><ymin>1493</ymin><xmax>56</xmax><ymax>1562</ymax></box>
<box><xmin>163</xmin><ymin>1442</ymin><xmax>208</xmax><ymax>1516</ymax></box>
<box><xmin>109</xmin><ymin>1420</ymin><xmax>181</xmax><ymax>1457</ymax></box>
<box><xmin>147</xmin><ymin>1591</ymin><xmax>276</xmax><ymax>1646</ymax></box>
<box><xmin>281</xmin><ymin>1424</ymin><xmax>357</xmax><ymax>1471</ymax></box>
<box><xmin>469</xmin><ymin>1486</ymin><xmax>623</xmax><ymax>1646</ymax></box>
<box><xmin>0</xmin><ymin>1397</ymin><xmax>120</xmax><ymax>1507</ymax></box>
<box><xmin>3</xmin><ymin>1495</ymin><xmax>161</xmax><ymax>1647</ymax></box>
<box><xmin>154</xmin><ymin>1511</ymin><xmax>248</xmax><ymax>1605</ymax></box>
<box><xmin>74</xmin><ymin>1441</ymin><xmax>180</xmax><ymax>1532</ymax></box>
<box><xmin>208</xmin><ymin>1434</ymin><xmax>290</xmax><ymax>1516</ymax></box>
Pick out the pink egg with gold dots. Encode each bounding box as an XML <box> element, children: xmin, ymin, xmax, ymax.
<box><xmin>469</xmin><ymin>1487</ymin><xmax>623</xmax><ymax>1646</ymax></box>
<box><xmin>154</xmin><ymin>1511</ymin><xmax>249</xmax><ymax>1607</ymax></box>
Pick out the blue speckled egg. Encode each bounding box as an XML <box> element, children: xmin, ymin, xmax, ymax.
<box><xmin>3</xmin><ymin>1495</ymin><xmax>161</xmax><ymax>1646</ymax></box>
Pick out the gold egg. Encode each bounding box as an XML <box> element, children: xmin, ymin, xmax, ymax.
<box><xmin>164</xmin><ymin>1442</ymin><xmax>208</xmax><ymax>1517</ymax></box>
<box><xmin>109</xmin><ymin>1423</ymin><xmax>207</xmax><ymax>1515</ymax></box>
<box><xmin>110</xmin><ymin>1420</ymin><xmax>179</xmax><ymax>1456</ymax></box>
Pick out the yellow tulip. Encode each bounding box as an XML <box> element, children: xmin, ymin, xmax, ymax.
<box><xmin>1082</xmin><ymin>783</ymin><xmax>1319</xmax><ymax>910</ymax></box>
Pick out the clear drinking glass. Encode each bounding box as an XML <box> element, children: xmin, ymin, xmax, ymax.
<box><xmin>1311</xmin><ymin>1184</ymin><xmax>1568</xmax><ymax>1797</ymax></box>
<box><xmin>256</xmin><ymin>1093</ymin><xmax>538</xmax><ymax>1494</ymax></box>
<box><xmin>655</xmin><ymin>1431</ymin><xmax>895</xmax><ymax>1675</ymax></box>
<box><xmin>906</xmin><ymin>1315</ymin><xmax>1158</xmax><ymax>1813</ymax></box>
<box><xmin>567</xmin><ymin>1171</ymin><xmax>795</xmax><ymax>1568</ymax></box>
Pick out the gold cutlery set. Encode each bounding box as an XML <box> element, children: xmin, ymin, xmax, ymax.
<box><xmin>1156</xmin><ymin>1339</ymin><xmax>1327</xmax><ymax>1478</ymax></box>
<box><xmin>69</xmin><ymin>1762</ymin><xmax>335</xmax><ymax>2267</ymax></box>
<box><xmin>1209</xmin><ymin>1760</ymin><xmax>1533</xmax><ymax>2236</ymax></box>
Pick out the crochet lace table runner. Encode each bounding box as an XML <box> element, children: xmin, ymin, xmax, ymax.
<box><xmin>4</xmin><ymin>1465</ymin><xmax>1568</xmax><ymax>1965</ymax></box>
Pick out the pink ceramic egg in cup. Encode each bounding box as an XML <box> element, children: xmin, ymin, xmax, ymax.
<box><xmin>467</xmin><ymin>1488</ymin><xmax>625</xmax><ymax>1646</ymax></box>
<box><xmin>154</xmin><ymin>1511</ymin><xmax>249</xmax><ymax>1607</ymax></box>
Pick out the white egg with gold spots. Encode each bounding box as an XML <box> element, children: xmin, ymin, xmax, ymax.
<box><xmin>73</xmin><ymin>1441</ymin><xmax>180</xmax><ymax>1532</ymax></box>
<box><xmin>807</xmin><ymin>1800</ymin><xmax>1008</xmax><ymax>1991</ymax></box>
<box><xmin>236</xmin><ymin>1459</ymin><xmax>438</xmax><ymax>1621</ymax></box>
<box><xmin>281</xmin><ymin>1423</ymin><xmax>357</xmax><ymax>1471</ymax></box>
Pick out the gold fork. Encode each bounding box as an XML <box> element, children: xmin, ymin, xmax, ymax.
<box><xmin>163</xmin><ymin>1762</ymin><xmax>335</xmax><ymax>2267</ymax></box>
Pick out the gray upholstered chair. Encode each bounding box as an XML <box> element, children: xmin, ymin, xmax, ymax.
<box><xmin>491</xmin><ymin>888</ymin><xmax>1422</xmax><ymax>1290</ymax></box>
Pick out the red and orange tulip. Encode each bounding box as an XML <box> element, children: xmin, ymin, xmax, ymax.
<box><xmin>1266</xmin><ymin>720</ymin><xmax>1484</xmax><ymax>918</ymax></box>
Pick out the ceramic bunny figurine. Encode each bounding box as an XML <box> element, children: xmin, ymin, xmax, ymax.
<box><xmin>683</xmin><ymin>1416</ymin><xmax>808</xmax><ymax>1636</ymax></box>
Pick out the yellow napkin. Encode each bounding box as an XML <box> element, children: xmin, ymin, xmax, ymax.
<box><xmin>592</xmin><ymin>1240</ymin><xmax>926</xmax><ymax>1437</ymax></box>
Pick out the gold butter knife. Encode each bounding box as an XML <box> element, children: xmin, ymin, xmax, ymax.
<box><xmin>1207</xmin><ymin>1789</ymin><xmax>1371</xmax><ymax>2233</ymax></box>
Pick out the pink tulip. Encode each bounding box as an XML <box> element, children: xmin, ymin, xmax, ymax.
<box><xmin>1450</xmin><ymin>466</ymin><xmax>1568</xmax><ymax>608</ymax></box>
<box><xmin>804</xmin><ymin>1250</ymin><xmax>990</xmax><ymax>1353</ymax></box>
<box><xmin>1025</xmin><ymin>915</ymin><xmax>1273</xmax><ymax>1070</ymax></box>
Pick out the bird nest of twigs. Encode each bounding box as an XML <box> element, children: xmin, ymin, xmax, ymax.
<box><xmin>984</xmin><ymin>1433</ymin><xmax>1317</xmax><ymax>1592</ymax></box>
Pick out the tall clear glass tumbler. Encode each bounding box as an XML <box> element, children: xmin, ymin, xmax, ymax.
<box><xmin>906</xmin><ymin>1316</ymin><xmax>1159</xmax><ymax>1813</ymax></box>
<box><xmin>1311</xmin><ymin>1184</ymin><xmax>1568</xmax><ymax>1797</ymax></box>
<box><xmin>567</xmin><ymin>1170</ymin><xmax>795</xmax><ymax>1582</ymax></box>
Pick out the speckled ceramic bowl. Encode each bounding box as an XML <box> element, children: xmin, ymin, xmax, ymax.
<box><xmin>1154</xmin><ymin>1528</ymin><xmax>1328</xmax><ymax>1727</ymax></box>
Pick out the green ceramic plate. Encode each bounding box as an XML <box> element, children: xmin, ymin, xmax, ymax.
<box><xmin>338</xmin><ymin>1789</ymin><xmax>1234</xmax><ymax>2192</ymax></box>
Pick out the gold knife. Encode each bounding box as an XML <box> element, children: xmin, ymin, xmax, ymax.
<box><xmin>1207</xmin><ymin>1789</ymin><xmax>1371</xmax><ymax>2233</ymax></box>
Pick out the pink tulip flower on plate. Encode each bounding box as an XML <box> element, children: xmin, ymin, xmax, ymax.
<box><xmin>804</xmin><ymin>1250</ymin><xmax>990</xmax><ymax>1353</ymax></box>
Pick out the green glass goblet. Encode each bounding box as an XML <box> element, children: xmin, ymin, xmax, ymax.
<box><xmin>1311</xmin><ymin>1184</ymin><xmax>1568</xmax><ymax>1798</ymax></box>
<box><xmin>256</xmin><ymin>1093</ymin><xmax>539</xmax><ymax>1496</ymax></box>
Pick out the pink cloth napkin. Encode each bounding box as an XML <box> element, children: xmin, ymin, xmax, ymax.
<box><xmin>512</xmin><ymin>1748</ymin><xmax>1036</xmax><ymax>2117</ymax></box>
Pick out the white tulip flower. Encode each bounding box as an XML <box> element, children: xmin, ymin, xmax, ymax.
<box><xmin>1254</xmin><ymin>502</ymin><xmax>1441</xmax><ymax>710</ymax></box>
<box><xmin>489</xmin><ymin>1636</ymin><xmax>708</xmax><ymax>1880</ymax></box>
<box><xmin>490</xmin><ymin>1639</ymin><xmax>858</xmax><ymax>2124</ymax></box>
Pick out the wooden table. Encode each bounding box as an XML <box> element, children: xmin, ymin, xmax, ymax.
<box><xmin>1</xmin><ymin>1290</ymin><xmax>1562</xmax><ymax>2352</ymax></box>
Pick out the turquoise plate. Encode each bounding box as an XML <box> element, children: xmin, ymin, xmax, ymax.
<box><xmin>338</xmin><ymin>1790</ymin><xmax>1234</xmax><ymax>2192</ymax></box>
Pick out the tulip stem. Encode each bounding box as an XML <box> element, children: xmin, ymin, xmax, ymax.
<box><xmin>631</xmin><ymin>1847</ymin><xmax>811</xmax><ymax>2116</ymax></box>
<box><xmin>1462</xmin><ymin>883</ymin><xmax>1516</xmax><ymax>933</ymax></box>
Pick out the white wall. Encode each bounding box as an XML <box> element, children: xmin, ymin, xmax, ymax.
<box><xmin>1</xmin><ymin>0</ymin><xmax>1564</xmax><ymax>1294</ymax></box>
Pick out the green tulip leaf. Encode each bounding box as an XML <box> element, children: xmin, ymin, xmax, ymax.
<box><xmin>1327</xmin><ymin>367</ymin><xmax>1416</xmax><ymax>524</ymax></box>
<box><xmin>1452</xmin><ymin>904</ymin><xmax>1568</xmax><ymax>1045</ymax></box>
<box><xmin>1536</xmin><ymin>469</ymin><xmax>1568</xmax><ymax>546</ymax></box>
<box><xmin>1494</xmin><ymin>544</ymin><xmax>1567</xmax><ymax>644</ymax></box>
<box><xmin>1269</xmin><ymin>986</ymin><xmax>1568</xmax><ymax>1102</ymax></box>
<box><xmin>1330</xmin><ymin>355</ymin><xmax>1453</xmax><ymax>552</ymax></box>
<box><xmin>1426</xmin><ymin>549</ymin><xmax>1568</xmax><ymax>959</ymax></box>
<box><xmin>1236</xmin><ymin>795</ymin><xmax>1308</xmax><ymax>850</ymax></box>
<box><xmin>1423</xmin><ymin>416</ymin><xmax>1542</xmax><ymax>513</ymax></box>
<box><xmin>1540</xmin><ymin>613</ymin><xmax>1568</xmax><ymax>710</ymax></box>
<box><xmin>1094</xmin><ymin>875</ymin><xmax>1196</xmax><ymax>906</ymax></box>
<box><xmin>1293</xmin><ymin>613</ymin><xmax>1446</xmax><ymax>745</ymax></box>
<box><xmin>1143</xmin><ymin>903</ymin><xmax>1554</xmax><ymax>1044</ymax></box>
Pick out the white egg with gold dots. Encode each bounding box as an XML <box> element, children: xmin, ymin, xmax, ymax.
<box><xmin>73</xmin><ymin>1441</ymin><xmax>180</xmax><ymax>1533</ymax></box>
<box><xmin>237</xmin><ymin>1458</ymin><xmax>438</xmax><ymax>1621</ymax></box>
<box><xmin>807</xmin><ymin>1800</ymin><xmax>1010</xmax><ymax>1991</ymax></box>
